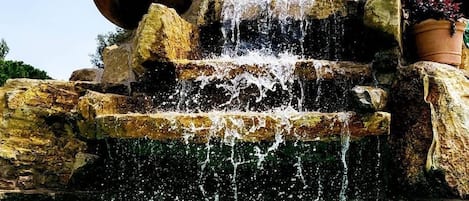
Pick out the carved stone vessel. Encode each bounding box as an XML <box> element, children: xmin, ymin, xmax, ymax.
<box><xmin>94</xmin><ymin>0</ymin><xmax>192</xmax><ymax>29</ymax></box>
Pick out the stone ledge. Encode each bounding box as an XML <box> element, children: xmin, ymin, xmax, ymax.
<box><xmin>95</xmin><ymin>111</ymin><xmax>390</xmax><ymax>143</ymax></box>
<box><xmin>173</xmin><ymin>59</ymin><xmax>371</xmax><ymax>81</ymax></box>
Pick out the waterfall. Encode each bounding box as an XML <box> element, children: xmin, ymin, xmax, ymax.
<box><xmin>339</xmin><ymin>113</ymin><xmax>352</xmax><ymax>201</ymax></box>
<box><xmin>96</xmin><ymin>1</ymin><xmax>386</xmax><ymax>200</ymax></box>
<box><xmin>221</xmin><ymin>0</ymin><xmax>314</xmax><ymax>57</ymax></box>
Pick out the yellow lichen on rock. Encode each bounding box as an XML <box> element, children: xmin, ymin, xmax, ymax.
<box><xmin>132</xmin><ymin>3</ymin><xmax>199</xmax><ymax>77</ymax></box>
<box><xmin>395</xmin><ymin>62</ymin><xmax>469</xmax><ymax>198</ymax></box>
<box><xmin>415</xmin><ymin>62</ymin><xmax>469</xmax><ymax>197</ymax></box>
<box><xmin>95</xmin><ymin>112</ymin><xmax>390</xmax><ymax>143</ymax></box>
<box><xmin>364</xmin><ymin>0</ymin><xmax>401</xmax><ymax>46</ymax></box>
<box><xmin>78</xmin><ymin>90</ymin><xmax>132</xmax><ymax>118</ymax></box>
<box><xmin>0</xmin><ymin>79</ymin><xmax>88</xmax><ymax>189</ymax></box>
<box><xmin>307</xmin><ymin>0</ymin><xmax>347</xmax><ymax>19</ymax></box>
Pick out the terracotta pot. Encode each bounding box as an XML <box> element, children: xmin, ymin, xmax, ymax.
<box><xmin>94</xmin><ymin>0</ymin><xmax>193</xmax><ymax>29</ymax></box>
<box><xmin>413</xmin><ymin>19</ymin><xmax>466</xmax><ymax>66</ymax></box>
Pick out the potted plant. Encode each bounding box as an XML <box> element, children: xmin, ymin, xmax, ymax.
<box><xmin>407</xmin><ymin>0</ymin><xmax>466</xmax><ymax>66</ymax></box>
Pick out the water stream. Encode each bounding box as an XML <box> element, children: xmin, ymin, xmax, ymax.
<box><xmin>221</xmin><ymin>0</ymin><xmax>314</xmax><ymax>57</ymax></box>
<box><xmin>172</xmin><ymin>0</ymin><xmax>370</xmax><ymax>200</ymax></box>
<box><xmin>93</xmin><ymin>1</ymin><xmax>386</xmax><ymax>200</ymax></box>
<box><xmin>190</xmin><ymin>1</ymin><xmax>356</xmax><ymax>200</ymax></box>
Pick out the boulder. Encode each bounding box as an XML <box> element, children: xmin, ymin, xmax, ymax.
<box><xmin>352</xmin><ymin>86</ymin><xmax>388</xmax><ymax>111</ymax></box>
<box><xmin>132</xmin><ymin>3</ymin><xmax>199</xmax><ymax>77</ymax></box>
<box><xmin>391</xmin><ymin>62</ymin><xmax>469</xmax><ymax>198</ymax></box>
<box><xmin>364</xmin><ymin>0</ymin><xmax>401</xmax><ymax>46</ymax></box>
<box><xmin>69</xmin><ymin>68</ymin><xmax>103</xmax><ymax>82</ymax></box>
<box><xmin>102</xmin><ymin>44</ymin><xmax>135</xmax><ymax>84</ymax></box>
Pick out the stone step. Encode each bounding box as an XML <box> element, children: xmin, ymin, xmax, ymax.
<box><xmin>92</xmin><ymin>111</ymin><xmax>390</xmax><ymax>143</ymax></box>
<box><xmin>134</xmin><ymin>59</ymin><xmax>374</xmax><ymax>112</ymax></box>
<box><xmin>172</xmin><ymin>59</ymin><xmax>372</xmax><ymax>81</ymax></box>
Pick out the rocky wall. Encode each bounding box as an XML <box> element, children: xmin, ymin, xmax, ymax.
<box><xmin>391</xmin><ymin>62</ymin><xmax>469</xmax><ymax>199</ymax></box>
<box><xmin>0</xmin><ymin>79</ymin><xmax>128</xmax><ymax>190</ymax></box>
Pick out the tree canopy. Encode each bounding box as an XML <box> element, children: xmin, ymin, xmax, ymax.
<box><xmin>90</xmin><ymin>28</ymin><xmax>133</xmax><ymax>68</ymax></box>
<box><xmin>0</xmin><ymin>60</ymin><xmax>51</xmax><ymax>86</ymax></box>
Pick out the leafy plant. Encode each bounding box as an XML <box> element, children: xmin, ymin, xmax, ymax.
<box><xmin>407</xmin><ymin>0</ymin><xmax>464</xmax><ymax>34</ymax></box>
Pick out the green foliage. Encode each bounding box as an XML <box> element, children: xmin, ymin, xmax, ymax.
<box><xmin>0</xmin><ymin>39</ymin><xmax>9</xmax><ymax>60</ymax></box>
<box><xmin>0</xmin><ymin>60</ymin><xmax>51</xmax><ymax>86</ymax></box>
<box><xmin>90</xmin><ymin>28</ymin><xmax>133</xmax><ymax>68</ymax></box>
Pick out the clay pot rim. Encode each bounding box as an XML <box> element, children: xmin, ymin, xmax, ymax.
<box><xmin>413</xmin><ymin>19</ymin><xmax>466</xmax><ymax>34</ymax></box>
<box><xmin>93</xmin><ymin>0</ymin><xmax>193</xmax><ymax>29</ymax></box>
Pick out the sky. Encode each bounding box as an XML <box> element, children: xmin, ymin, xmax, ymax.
<box><xmin>0</xmin><ymin>1</ymin><xmax>117</xmax><ymax>80</ymax></box>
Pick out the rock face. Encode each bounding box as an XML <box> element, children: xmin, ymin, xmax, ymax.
<box><xmin>0</xmin><ymin>79</ymin><xmax>87</xmax><ymax>190</ymax></box>
<box><xmin>102</xmin><ymin>44</ymin><xmax>135</xmax><ymax>84</ymax></box>
<box><xmin>391</xmin><ymin>62</ymin><xmax>469</xmax><ymax>198</ymax></box>
<box><xmin>364</xmin><ymin>0</ymin><xmax>401</xmax><ymax>46</ymax></box>
<box><xmin>132</xmin><ymin>3</ymin><xmax>199</xmax><ymax>77</ymax></box>
<box><xmin>0</xmin><ymin>79</ymin><xmax>130</xmax><ymax>190</ymax></box>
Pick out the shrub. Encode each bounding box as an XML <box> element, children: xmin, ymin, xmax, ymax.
<box><xmin>0</xmin><ymin>60</ymin><xmax>51</xmax><ymax>86</ymax></box>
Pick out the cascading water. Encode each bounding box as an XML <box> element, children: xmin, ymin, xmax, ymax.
<box><xmin>174</xmin><ymin>1</ymin><xmax>362</xmax><ymax>200</ymax></box>
<box><xmin>0</xmin><ymin>0</ymin><xmax>402</xmax><ymax>200</ymax></box>
<box><xmin>194</xmin><ymin>52</ymin><xmax>298</xmax><ymax>110</ymax></box>
<box><xmin>339</xmin><ymin>113</ymin><xmax>352</xmax><ymax>201</ymax></box>
<box><xmin>91</xmin><ymin>1</ymin><xmax>388</xmax><ymax>200</ymax></box>
<box><xmin>221</xmin><ymin>0</ymin><xmax>313</xmax><ymax>57</ymax></box>
<box><xmin>189</xmin><ymin>0</ymin><xmax>320</xmax><ymax>112</ymax></box>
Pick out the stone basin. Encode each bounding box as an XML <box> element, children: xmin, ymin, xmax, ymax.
<box><xmin>94</xmin><ymin>0</ymin><xmax>192</xmax><ymax>29</ymax></box>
